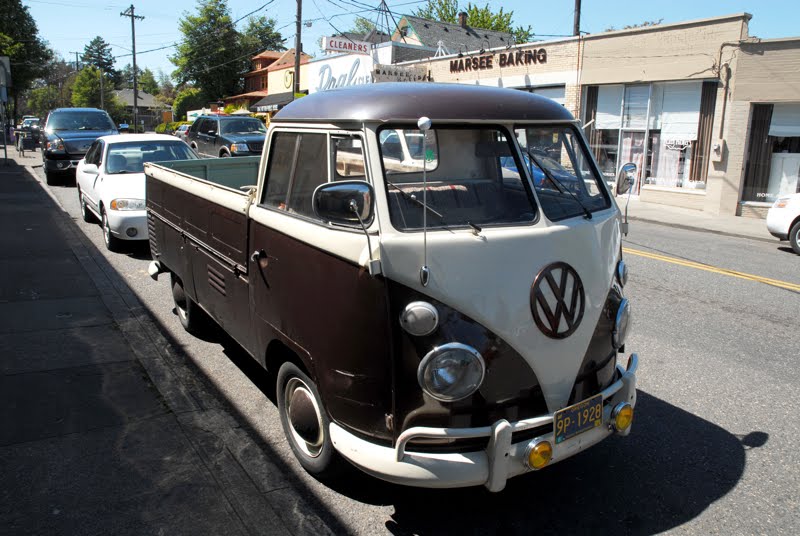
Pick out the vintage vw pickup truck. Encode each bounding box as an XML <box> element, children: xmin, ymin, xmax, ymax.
<box><xmin>145</xmin><ymin>83</ymin><xmax>638</xmax><ymax>492</ymax></box>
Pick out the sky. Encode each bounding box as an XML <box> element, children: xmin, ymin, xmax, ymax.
<box><xmin>21</xmin><ymin>0</ymin><xmax>800</xmax><ymax>80</ymax></box>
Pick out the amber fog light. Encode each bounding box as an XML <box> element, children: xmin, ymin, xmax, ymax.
<box><xmin>612</xmin><ymin>402</ymin><xmax>634</xmax><ymax>433</ymax></box>
<box><xmin>526</xmin><ymin>440</ymin><xmax>553</xmax><ymax>470</ymax></box>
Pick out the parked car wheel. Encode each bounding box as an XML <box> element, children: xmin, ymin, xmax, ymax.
<box><xmin>78</xmin><ymin>188</ymin><xmax>97</xmax><ymax>223</ymax></box>
<box><xmin>219</xmin><ymin>149</ymin><xmax>230</xmax><ymax>158</ymax></box>
<box><xmin>45</xmin><ymin>170</ymin><xmax>58</xmax><ymax>186</ymax></box>
<box><xmin>277</xmin><ymin>362</ymin><xmax>345</xmax><ymax>478</ymax></box>
<box><xmin>790</xmin><ymin>220</ymin><xmax>800</xmax><ymax>255</ymax></box>
<box><xmin>170</xmin><ymin>273</ymin><xmax>209</xmax><ymax>334</ymax></box>
<box><xmin>101</xmin><ymin>209</ymin><xmax>122</xmax><ymax>252</ymax></box>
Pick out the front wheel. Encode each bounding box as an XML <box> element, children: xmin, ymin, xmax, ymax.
<box><xmin>101</xmin><ymin>209</ymin><xmax>122</xmax><ymax>252</ymax></box>
<box><xmin>78</xmin><ymin>188</ymin><xmax>96</xmax><ymax>223</ymax></box>
<box><xmin>790</xmin><ymin>220</ymin><xmax>800</xmax><ymax>255</ymax></box>
<box><xmin>277</xmin><ymin>362</ymin><xmax>344</xmax><ymax>478</ymax></box>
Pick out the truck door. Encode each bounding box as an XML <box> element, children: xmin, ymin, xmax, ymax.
<box><xmin>247</xmin><ymin>130</ymin><xmax>394</xmax><ymax>441</ymax></box>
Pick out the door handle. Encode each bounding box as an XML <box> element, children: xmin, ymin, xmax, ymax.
<box><xmin>251</xmin><ymin>249</ymin><xmax>265</xmax><ymax>264</ymax></box>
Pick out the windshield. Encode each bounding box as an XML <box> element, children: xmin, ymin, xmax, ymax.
<box><xmin>513</xmin><ymin>126</ymin><xmax>610</xmax><ymax>220</ymax></box>
<box><xmin>380</xmin><ymin>126</ymin><xmax>537</xmax><ymax>231</ymax></box>
<box><xmin>220</xmin><ymin>118</ymin><xmax>266</xmax><ymax>135</ymax></box>
<box><xmin>106</xmin><ymin>141</ymin><xmax>198</xmax><ymax>174</ymax></box>
<box><xmin>47</xmin><ymin>111</ymin><xmax>115</xmax><ymax>131</ymax></box>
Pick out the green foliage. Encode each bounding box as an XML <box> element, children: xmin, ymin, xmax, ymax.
<box><xmin>173</xmin><ymin>87</ymin><xmax>206</xmax><ymax>122</ymax></box>
<box><xmin>139</xmin><ymin>68</ymin><xmax>159</xmax><ymax>95</ymax></box>
<box><xmin>347</xmin><ymin>17</ymin><xmax>377</xmax><ymax>37</ymax></box>
<box><xmin>170</xmin><ymin>0</ymin><xmax>284</xmax><ymax>100</ymax></box>
<box><xmin>155</xmin><ymin>120</ymin><xmax>192</xmax><ymax>134</ymax></box>
<box><xmin>0</xmin><ymin>0</ymin><xmax>53</xmax><ymax>117</ymax></box>
<box><xmin>412</xmin><ymin>0</ymin><xmax>533</xmax><ymax>44</ymax></box>
<box><xmin>605</xmin><ymin>19</ymin><xmax>663</xmax><ymax>32</ymax></box>
<box><xmin>71</xmin><ymin>66</ymin><xmax>116</xmax><ymax>109</ymax></box>
<box><xmin>82</xmin><ymin>36</ymin><xmax>119</xmax><ymax>85</ymax></box>
<box><xmin>117</xmin><ymin>63</ymin><xmax>142</xmax><ymax>90</ymax></box>
<box><xmin>27</xmin><ymin>86</ymin><xmax>60</xmax><ymax>118</ymax></box>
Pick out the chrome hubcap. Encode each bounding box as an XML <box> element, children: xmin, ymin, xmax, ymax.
<box><xmin>285</xmin><ymin>378</ymin><xmax>323</xmax><ymax>457</ymax></box>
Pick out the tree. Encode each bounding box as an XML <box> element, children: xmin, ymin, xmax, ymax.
<box><xmin>82</xmin><ymin>36</ymin><xmax>119</xmax><ymax>85</ymax></box>
<box><xmin>171</xmin><ymin>1</ymin><xmax>285</xmax><ymax>100</ymax></box>
<box><xmin>0</xmin><ymin>0</ymin><xmax>53</xmax><ymax>120</ymax></box>
<box><xmin>117</xmin><ymin>63</ymin><xmax>142</xmax><ymax>90</ymax></box>
<box><xmin>71</xmin><ymin>66</ymin><xmax>116</xmax><ymax>109</ymax></box>
<box><xmin>413</xmin><ymin>0</ymin><xmax>533</xmax><ymax>44</ymax></box>
<box><xmin>170</xmin><ymin>0</ymin><xmax>242</xmax><ymax>100</ymax></box>
<box><xmin>347</xmin><ymin>17</ymin><xmax>377</xmax><ymax>37</ymax></box>
<box><xmin>139</xmin><ymin>67</ymin><xmax>159</xmax><ymax>95</ymax></box>
<box><xmin>173</xmin><ymin>87</ymin><xmax>206</xmax><ymax>122</ymax></box>
<box><xmin>605</xmin><ymin>19</ymin><xmax>663</xmax><ymax>32</ymax></box>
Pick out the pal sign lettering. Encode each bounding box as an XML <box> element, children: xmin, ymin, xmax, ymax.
<box><xmin>314</xmin><ymin>57</ymin><xmax>373</xmax><ymax>93</ymax></box>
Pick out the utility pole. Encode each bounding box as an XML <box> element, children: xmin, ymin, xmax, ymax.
<box><xmin>69</xmin><ymin>51</ymin><xmax>81</xmax><ymax>71</ymax></box>
<box><xmin>573</xmin><ymin>0</ymin><xmax>581</xmax><ymax>36</ymax></box>
<box><xmin>293</xmin><ymin>0</ymin><xmax>302</xmax><ymax>98</ymax></box>
<box><xmin>121</xmin><ymin>4</ymin><xmax>144</xmax><ymax>130</ymax></box>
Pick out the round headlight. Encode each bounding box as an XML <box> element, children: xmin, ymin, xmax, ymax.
<box><xmin>417</xmin><ymin>343</ymin><xmax>485</xmax><ymax>402</ymax></box>
<box><xmin>612</xmin><ymin>298</ymin><xmax>631</xmax><ymax>348</ymax></box>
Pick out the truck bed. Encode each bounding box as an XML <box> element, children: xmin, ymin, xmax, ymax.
<box><xmin>149</xmin><ymin>156</ymin><xmax>260</xmax><ymax>191</ymax></box>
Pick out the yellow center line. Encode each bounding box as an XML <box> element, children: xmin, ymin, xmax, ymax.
<box><xmin>623</xmin><ymin>247</ymin><xmax>800</xmax><ymax>292</ymax></box>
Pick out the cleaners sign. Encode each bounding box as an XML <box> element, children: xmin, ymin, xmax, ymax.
<box><xmin>323</xmin><ymin>36</ymin><xmax>371</xmax><ymax>55</ymax></box>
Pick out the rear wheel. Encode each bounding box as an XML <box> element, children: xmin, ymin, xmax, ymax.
<box><xmin>277</xmin><ymin>362</ymin><xmax>344</xmax><ymax>478</ymax></box>
<box><xmin>790</xmin><ymin>220</ymin><xmax>800</xmax><ymax>255</ymax></box>
<box><xmin>170</xmin><ymin>273</ymin><xmax>208</xmax><ymax>334</ymax></box>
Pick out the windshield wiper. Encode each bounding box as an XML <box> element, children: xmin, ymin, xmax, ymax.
<box><xmin>527</xmin><ymin>151</ymin><xmax>593</xmax><ymax>220</ymax></box>
<box><xmin>386</xmin><ymin>180</ymin><xmax>453</xmax><ymax>231</ymax></box>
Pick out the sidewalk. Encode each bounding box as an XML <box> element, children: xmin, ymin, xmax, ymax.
<box><xmin>622</xmin><ymin>196</ymin><xmax>775</xmax><ymax>243</ymax></box>
<box><xmin>0</xmin><ymin>151</ymin><xmax>332</xmax><ymax>535</ymax></box>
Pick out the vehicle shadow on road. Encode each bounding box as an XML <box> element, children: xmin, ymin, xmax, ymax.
<box><xmin>322</xmin><ymin>390</ymin><xmax>763</xmax><ymax>535</ymax></box>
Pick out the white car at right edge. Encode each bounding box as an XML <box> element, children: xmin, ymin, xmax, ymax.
<box><xmin>767</xmin><ymin>193</ymin><xmax>800</xmax><ymax>254</ymax></box>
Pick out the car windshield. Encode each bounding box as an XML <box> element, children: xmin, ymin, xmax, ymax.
<box><xmin>22</xmin><ymin>119</ymin><xmax>40</xmax><ymax>128</ymax></box>
<box><xmin>220</xmin><ymin>118</ymin><xmax>266</xmax><ymax>135</ymax></box>
<box><xmin>106</xmin><ymin>141</ymin><xmax>198</xmax><ymax>174</ymax></box>
<box><xmin>380</xmin><ymin>126</ymin><xmax>538</xmax><ymax>231</ymax></box>
<box><xmin>47</xmin><ymin>111</ymin><xmax>115</xmax><ymax>131</ymax></box>
<box><xmin>513</xmin><ymin>126</ymin><xmax>610</xmax><ymax>221</ymax></box>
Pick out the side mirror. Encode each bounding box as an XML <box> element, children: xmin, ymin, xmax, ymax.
<box><xmin>616</xmin><ymin>163</ymin><xmax>637</xmax><ymax>196</ymax></box>
<box><xmin>313</xmin><ymin>181</ymin><xmax>374</xmax><ymax>225</ymax></box>
<box><xmin>83</xmin><ymin>163</ymin><xmax>99</xmax><ymax>175</ymax></box>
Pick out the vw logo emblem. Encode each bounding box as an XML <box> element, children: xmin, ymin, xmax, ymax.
<box><xmin>530</xmin><ymin>262</ymin><xmax>585</xmax><ymax>339</ymax></box>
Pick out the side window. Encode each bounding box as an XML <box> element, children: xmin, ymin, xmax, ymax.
<box><xmin>207</xmin><ymin>119</ymin><xmax>218</xmax><ymax>135</ymax></box>
<box><xmin>94</xmin><ymin>141</ymin><xmax>105</xmax><ymax>165</ymax></box>
<box><xmin>333</xmin><ymin>136</ymin><xmax>366</xmax><ymax>179</ymax></box>
<box><xmin>84</xmin><ymin>142</ymin><xmax>99</xmax><ymax>165</ymax></box>
<box><xmin>262</xmin><ymin>132</ymin><xmax>328</xmax><ymax>219</ymax></box>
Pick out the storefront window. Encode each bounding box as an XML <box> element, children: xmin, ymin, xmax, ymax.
<box><xmin>743</xmin><ymin>103</ymin><xmax>800</xmax><ymax>202</ymax></box>
<box><xmin>584</xmin><ymin>81</ymin><xmax>713</xmax><ymax>193</ymax></box>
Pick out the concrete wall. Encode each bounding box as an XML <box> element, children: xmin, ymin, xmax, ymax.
<box><xmin>641</xmin><ymin>187</ymin><xmax>707</xmax><ymax>210</ymax></box>
<box><xmin>734</xmin><ymin>39</ymin><xmax>800</xmax><ymax>102</ymax></box>
<box><xmin>580</xmin><ymin>15</ymin><xmax>748</xmax><ymax>85</ymax></box>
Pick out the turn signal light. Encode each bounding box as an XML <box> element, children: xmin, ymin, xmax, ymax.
<box><xmin>612</xmin><ymin>402</ymin><xmax>634</xmax><ymax>432</ymax></box>
<box><xmin>526</xmin><ymin>440</ymin><xmax>553</xmax><ymax>470</ymax></box>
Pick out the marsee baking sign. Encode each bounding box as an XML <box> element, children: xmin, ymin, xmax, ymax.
<box><xmin>310</xmin><ymin>55</ymin><xmax>374</xmax><ymax>94</ymax></box>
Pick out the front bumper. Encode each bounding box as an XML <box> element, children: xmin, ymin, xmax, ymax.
<box><xmin>106</xmin><ymin>209</ymin><xmax>148</xmax><ymax>241</ymax></box>
<box><xmin>330</xmin><ymin>353</ymin><xmax>638</xmax><ymax>492</ymax></box>
<box><xmin>766</xmin><ymin>208</ymin><xmax>792</xmax><ymax>240</ymax></box>
<box><xmin>44</xmin><ymin>155</ymin><xmax>83</xmax><ymax>173</ymax></box>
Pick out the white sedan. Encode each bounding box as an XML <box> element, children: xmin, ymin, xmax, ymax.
<box><xmin>766</xmin><ymin>192</ymin><xmax>800</xmax><ymax>254</ymax></box>
<box><xmin>76</xmin><ymin>134</ymin><xmax>199</xmax><ymax>251</ymax></box>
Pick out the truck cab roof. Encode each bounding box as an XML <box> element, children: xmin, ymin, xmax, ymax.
<box><xmin>273</xmin><ymin>82</ymin><xmax>574</xmax><ymax>124</ymax></box>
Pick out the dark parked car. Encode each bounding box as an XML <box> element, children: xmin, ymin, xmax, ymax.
<box><xmin>186</xmin><ymin>115</ymin><xmax>266</xmax><ymax>158</ymax></box>
<box><xmin>41</xmin><ymin>108</ymin><xmax>118</xmax><ymax>185</ymax></box>
<box><xmin>14</xmin><ymin>117</ymin><xmax>41</xmax><ymax>150</ymax></box>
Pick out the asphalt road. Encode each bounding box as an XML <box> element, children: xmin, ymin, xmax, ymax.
<box><xmin>31</xmin><ymin>158</ymin><xmax>800</xmax><ymax>535</ymax></box>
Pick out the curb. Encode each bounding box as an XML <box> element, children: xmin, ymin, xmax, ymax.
<box><xmin>628</xmin><ymin>216</ymin><xmax>776</xmax><ymax>244</ymax></box>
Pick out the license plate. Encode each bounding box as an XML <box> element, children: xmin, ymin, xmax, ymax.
<box><xmin>554</xmin><ymin>394</ymin><xmax>603</xmax><ymax>444</ymax></box>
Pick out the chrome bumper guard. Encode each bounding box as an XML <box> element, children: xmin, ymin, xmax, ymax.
<box><xmin>329</xmin><ymin>353</ymin><xmax>638</xmax><ymax>492</ymax></box>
